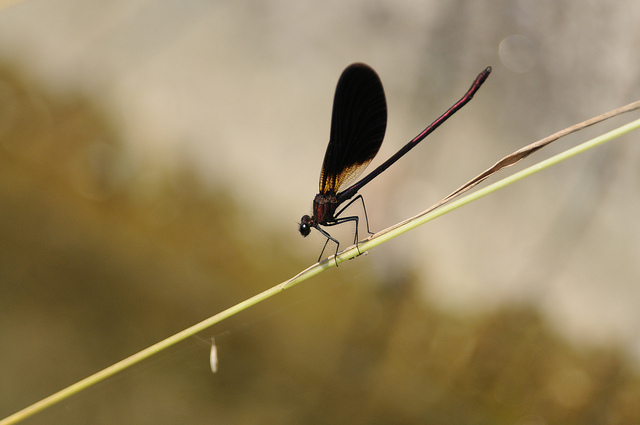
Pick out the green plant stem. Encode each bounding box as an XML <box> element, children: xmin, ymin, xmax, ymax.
<box><xmin>2</xmin><ymin>116</ymin><xmax>639</xmax><ymax>425</ymax></box>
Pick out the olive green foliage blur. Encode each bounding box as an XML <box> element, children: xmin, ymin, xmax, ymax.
<box><xmin>1</xmin><ymin>65</ymin><xmax>639</xmax><ymax>425</ymax></box>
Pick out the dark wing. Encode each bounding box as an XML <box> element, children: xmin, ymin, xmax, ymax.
<box><xmin>319</xmin><ymin>63</ymin><xmax>387</xmax><ymax>195</ymax></box>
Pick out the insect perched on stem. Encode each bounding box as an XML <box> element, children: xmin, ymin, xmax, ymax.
<box><xmin>299</xmin><ymin>63</ymin><xmax>492</xmax><ymax>264</ymax></box>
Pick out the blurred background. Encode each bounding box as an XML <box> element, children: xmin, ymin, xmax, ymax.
<box><xmin>1</xmin><ymin>0</ymin><xmax>640</xmax><ymax>423</ymax></box>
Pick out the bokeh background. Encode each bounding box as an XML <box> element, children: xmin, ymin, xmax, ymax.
<box><xmin>1</xmin><ymin>0</ymin><xmax>640</xmax><ymax>424</ymax></box>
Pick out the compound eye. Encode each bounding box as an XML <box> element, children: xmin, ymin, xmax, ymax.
<box><xmin>299</xmin><ymin>215</ymin><xmax>312</xmax><ymax>236</ymax></box>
